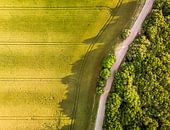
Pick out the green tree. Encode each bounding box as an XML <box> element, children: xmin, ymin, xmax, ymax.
<box><xmin>121</xmin><ymin>29</ymin><xmax>131</xmax><ymax>39</ymax></box>
<box><xmin>100</xmin><ymin>69</ymin><xmax>110</xmax><ymax>80</ymax></box>
<box><xmin>102</xmin><ymin>54</ymin><xmax>115</xmax><ymax>69</ymax></box>
<box><xmin>104</xmin><ymin>0</ymin><xmax>170</xmax><ymax>129</ymax></box>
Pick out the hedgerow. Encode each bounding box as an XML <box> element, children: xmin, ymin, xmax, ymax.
<box><xmin>96</xmin><ymin>54</ymin><xmax>116</xmax><ymax>94</ymax></box>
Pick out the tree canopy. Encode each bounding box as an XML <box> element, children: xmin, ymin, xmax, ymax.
<box><xmin>104</xmin><ymin>0</ymin><xmax>170</xmax><ymax>129</ymax></box>
<box><xmin>96</xmin><ymin>54</ymin><xmax>115</xmax><ymax>94</ymax></box>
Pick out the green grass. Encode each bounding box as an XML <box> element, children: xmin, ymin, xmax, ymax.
<box><xmin>0</xmin><ymin>0</ymin><xmax>140</xmax><ymax>129</ymax></box>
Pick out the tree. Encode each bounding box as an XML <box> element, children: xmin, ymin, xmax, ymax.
<box><xmin>96</xmin><ymin>54</ymin><xmax>115</xmax><ymax>94</ymax></box>
<box><xmin>121</xmin><ymin>29</ymin><xmax>131</xmax><ymax>39</ymax></box>
<box><xmin>102</xmin><ymin>54</ymin><xmax>115</xmax><ymax>69</ymax></box>
<box><xmin>104</xmin><ymin>93</ymin><xmax>122</xmax><ymax>129</ymax></box>
<box><xmin>100</xmin><ymin>69</ymin><xmax>110</xmax><ymax>80</ymax></box>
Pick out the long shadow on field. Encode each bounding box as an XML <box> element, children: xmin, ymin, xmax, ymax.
<box><xmin>60</xmin><ymin>1</ymin><xmax>139</xmax><ymax>130</ymax></box>
<box><xmin>60</xmin><ymin>45</ymin><xmax>107</xmax><ymax>130</ymax></box>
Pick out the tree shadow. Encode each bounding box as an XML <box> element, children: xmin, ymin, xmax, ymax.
<box><xmin>60</xmin><ymin>45</ymin><xmax>106</xmax><ymax>130</ymax></box>
<box><xmin>60</xmin><ymin>1</ymin><xmax>139</xmax><ymax>130</ymax></box>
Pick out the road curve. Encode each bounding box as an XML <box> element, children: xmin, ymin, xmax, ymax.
<box><xmin>94</xmin><ymin>0</ymin><xmax>155</xmax><ymax>130</ymax></box>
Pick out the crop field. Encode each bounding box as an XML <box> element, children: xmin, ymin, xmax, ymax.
<box><xmin>0</xmin><ymin>0</ymin><xmax>139</xmax><ymax>130</ymax></box>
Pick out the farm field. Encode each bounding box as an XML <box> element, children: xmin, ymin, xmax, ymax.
<box><xmin>0</xmin><ymin>0</ymin><xmax>139</xmax><ymax>130</ymax></box>
<box><xmin>0</xmin><ymin>0</ymin><xmax>118</xmax><ymax>7</ymax></box>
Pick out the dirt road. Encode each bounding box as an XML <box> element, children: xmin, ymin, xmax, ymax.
<box><xmin>95</xmin><ymin>0</ymin><xmax>155</xmax><ymax>129</ymax></box>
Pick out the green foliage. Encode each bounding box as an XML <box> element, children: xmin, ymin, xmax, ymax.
<box><xmin>104</xmin><ymin>93</ymin><xmax>122</xmax><ymax>130</ymax></box>
<box><xmin>96</xmin><ymin>54</ymin><xmax>115</xmax><ymax>94</ymax></box>
<box><xmin>102</xmin><ymin>54</ymin><xmax>115</xmax><ymax>69</ymax></box>
<box><xmin>160</xmin><ymin>119</ymin><xmax>170</xmax><ymax>130</ymax></box>
<box><xmin>98</xmin><ymin>79</ymin><xmax>105</xmax><ymax>87</ymax></box>
<box><xmin>142</xmin><ymin>116</ymin><xmax>159</xmax><ymax>130</ymax></box>
<box><xmin>100</xmin><ymin>69</ymin><xmax>110</xmax><ymax>80</ymax></box>
<box><xmin>163</xmin><ymin>1</ymin><xmax>170</xmax><ymax>16</ymax></box>
<box><xmin>104</xmin><ymin>0</ymin><xmax>170</xmax><ymax>129</ymax></box>
<box><xmin>96</xmin><ymin>85</ymin><xmax>104</xmax><ymax>94</ymax></box>
<box><xmin>121</xmin><ymin>29</ymin><xmax>131</xmax><ymax>39</ymax></box>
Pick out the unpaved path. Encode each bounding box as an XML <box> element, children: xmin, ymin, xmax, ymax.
<box><xmin>95</xmin><ymin>0</ymin><xmax>155</xmax><ymax>129</ymax></box>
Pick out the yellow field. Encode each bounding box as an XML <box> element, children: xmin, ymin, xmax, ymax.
<box><xmin>0</xmin><ymin>6</ymin><xmax>111</xmax><ymax>130</ymax></box>
<box><xmin>0</xmin><ymin>0</ymin><xmax>139</xmax><ymax>129</ymax></box>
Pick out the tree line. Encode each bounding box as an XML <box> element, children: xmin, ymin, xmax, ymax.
<box><xmin>104</xmin><ymin>0</ymin><xmax>170</xmax><ymax>129</ymax></box>
<box><xmin>96</xmin><ymin>54</ymin><xmax>115</xmax><ymax>94</ymax></box>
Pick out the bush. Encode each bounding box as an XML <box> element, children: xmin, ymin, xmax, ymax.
<box><xmin>96</xmin><ymin>54</ymin><xmax>115</xmax><ymax>94</ymax></box>
<box><xmin>102</xmin><ymin>54</ymin><xmax>115</xmax><ymax>69</ymax></box>
<box><xmin>96</xmin><ymin>86</ymin><xmax>104</xmax><ymax>94</ymax></box>
<box><xmin>100</xmin><ymin>69</ymin><xmax>110</xmax><ymax>80</ymax></box>
<box><xmin>121</xmin><ymin>29</ymin><xmax>131</xmax><ymax>39</ymax></box>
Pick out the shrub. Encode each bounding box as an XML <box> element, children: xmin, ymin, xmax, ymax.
<box><xmin>96</xmin><ymin>54</ymin><xmax>115</xmax><ymax>94</ymax></box>
<box><xmin>100</xmin><ymin>69</ymin><xmax>110</xmax><ymax>80</ymax></box>
<box><xmin>121</xmin><ymin>29</ymin><xmax>131</xmax><ymax>39</ymax></box>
